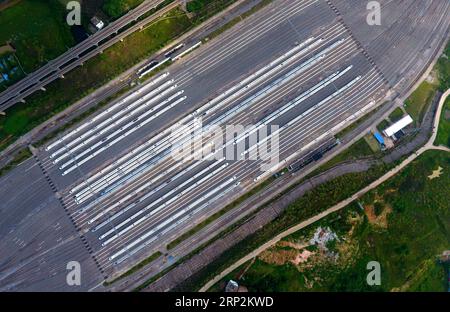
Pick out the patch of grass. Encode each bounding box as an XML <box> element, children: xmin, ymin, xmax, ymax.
<box><xmin>104</xmin><ymin>251</ymin><xmax>162</xmax><ymax>286</ymax></box>
<box><xmin>404</xmin><ymin>81</ymin><xmax>438</xmax><ymax>124</ymax></box>
<box><xmin>363</xmin><ymin>133</ymin><xmax>380</xmax><ymax>153</ymax></box>
<box><xmin>0</xmin><ymin>147</ymin><xmax>32</xmax><ymax>178</ymax></box>
<box><xmin>407</xmin><ymin>260</ymin><xmax>447</xmax><ymax>292</ymax></box>
<box><xmin>0</xmin><ymin>0</ymin><xmax>75</xmax><ymax>72</ymax></box>
<box><xmin>435</xmin><ymin>97</ymin><xmax>450</xmax><ymax>148</ymax></box>
<box><xmin>204</xmin><ymin>0</ymin><xmax>273</xmax><ymax>41</ymax></box>
<box><xmin>226</xmin><ymin>150</ymin><xmax>449</xmax><ymax>292</ymax></box>
<box><xmin>377</xmin><ymin>119</ymin><xmax>390</xmax><ymax>132</ymax></box>
<box><xmin>103</xmin><ymin>0</ymin><xmax>146</xmax><ymax>19</ymax></box>
<box><xmin>2</xmin><ymin>109</ymin><xmax>28</xmax><ymax>135</ymax></box>
<box><xmin>435</xmin><ymin>41</ymin><xmax>450</xmax><ymax>91</ymax></box>
<box><xmin>187</xmin><ymin>0</ymin><xmax>235</xmax><ymax>23</ymax></box>
<box><xmin>186</xmin><ymin>0</ymin><xmax>208</xmax><ymax>13</ymax></box>
<box><xmin>238</xmin><ymin>258</ymin><xmax>306</xmax><ymax>291</ymax></box>
<box><xmin>310</xmin><ymin>138</ymin><xmax>375</xmax><ymax>175</ymax></box>
<box><xmin>358</xmin><ymin>150</ymin><xmax>449</xmax><ymax>291</ymax></box>
<box><xmin>389</xmin><ymin>107</ymin><xmax>405</xmax><ymax>123</ymax></box>
<box><xmin>0</xmin><ymin>7</ymin><xmax>193</xmax><ymax>152</ymax></box>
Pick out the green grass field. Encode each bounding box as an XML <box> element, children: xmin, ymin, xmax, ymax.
<box><xmin>0</xmin><ymin>7</ymin><xmax>192</xmax><ymax>151</ymax></box>
<box><xmin>363</xmin><ymin>133</ymin><xmax>380</xmax><ymax>152</ymax></box>
<box><xmin>187</xmin><ymin>0</ymin><xmax>235</xmax><ymax>23</ymax></box>
<box><xmin>389</xmin><ymin>107</ymin><xmax>405</xmax><ymax>123</ymax></box>
<box><xmin>104</xmin><ymin>251</ymin><xmax>162</xmax><ymax>286</ymax></box>
<box><xmin>435</xmin><ymin>97</ymin><xmax>450</xmax><ymax>148</ymax></box>
<box><xmin>377</xmin><ymin>119</ymin><xmax>390</xmax><ymax>132</ymax></box>
<box><xmin>433</xmin><ymin>40</ymin><xmax>450</xmax><ymax>148</ymax></box>
<box><xmin>0</xmin><ymin>0</ymin><xmax>75</xmax><ymax>72</ymax></box>
<box><xmin>217</xmin><ymin>150</ymin><xmax>449</xmax><ymax>292</ymax></box>
<box><xmin>187</xmin><ymin>0</ymin><xmax>217</xmax><ymax>13</ymax></box>
<box><xmin>0</xmin><ymin>146</ymin><xmax>32</xmax><ymax>178</ymax></box>
<box><xmin>435</xmin><ymin>41</ymin><xmax>450</xmax><ymax>91</ymax></box>
<box><xmin>404</xmin><ymin>81</ymin><xmax>438</xmax><ymax>125</ymax></box>
<box><xmin>103</xmin><ymin>0</ymin><xmax>146</xmax><ymax>19</ymax></box>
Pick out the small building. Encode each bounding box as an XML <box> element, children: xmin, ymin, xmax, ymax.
<box><xmin>440</xmin><ymin>251</ymin><xmax>450</xmax><ymax>263</ymax></box>
<box><xmin>225</xmin><ymin>280</ymin><xmax>239</xmax><ymax>292</ymax></box>
<box><xmin>90</xmin><ymin>16</ymin><xmax>105</xmax><ymax>31</ymax></box>
<box><xmin>383</xmin><ymin>115</ymin><xmax>413</xmax><ymax>138</ymax></box>
<box><xmin>373</xmin><ymin>132</ymin><xmax>385</xmax><ymax>146</ymax></box>
<box><xmin>309</xmin><ymin>227</ymin><xmax>338</xmax><ymax>248</ymax></box>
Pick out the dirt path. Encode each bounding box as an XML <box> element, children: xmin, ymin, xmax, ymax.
<box><xmin>0</xmin><ymin>0</ymin><xmax>20</xmax><ymax>12</ymax></box>
<box><xmin>199</xmin><ymin>89</ymin><xmax>450</xmax><ymax>292</ymax></box>
<box><xmin>0</xmin><ymin>44</ymin><xmax>15</xmax><ymax>55</ymax></box>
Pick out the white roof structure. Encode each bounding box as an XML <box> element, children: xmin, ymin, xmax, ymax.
<box><xmin>91</xmin><ymin>17</ymin><xmax>104</xmax><ymax>30</ymax></box>
<box><xmin>383</xmin><ymin>114</ymin><xmax>413</xmax><ymax>137</ymax></box>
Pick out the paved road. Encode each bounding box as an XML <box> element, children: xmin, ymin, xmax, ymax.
<box><xmin>199</xmin><ymin>88</ymin><xmax>450</xmax><ymax>292</ymax></box>
<box><xmin>0</xmin><ymin>0</ymin><xmax>173</xmax><ymax>112</ymax></box>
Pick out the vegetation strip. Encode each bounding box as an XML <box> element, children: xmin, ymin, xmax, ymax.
<box><xmin>0</xmin><ymin>147</ymin><xmax>32</xmax><ymax>178</ymax></box>
<box><xmin>204</xmin><ymin>0</ymin><xmax>274</xmax><ymax>41</ymax></box>
<box><xmin>435</xmin><ymin>97</ymin><xmax>450</xmax><ymax>148</ymax></box>
<box><xmin>104</xmin><ymin>251</ymin><xmax>162</xmax><ymax>286</ymax></box>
